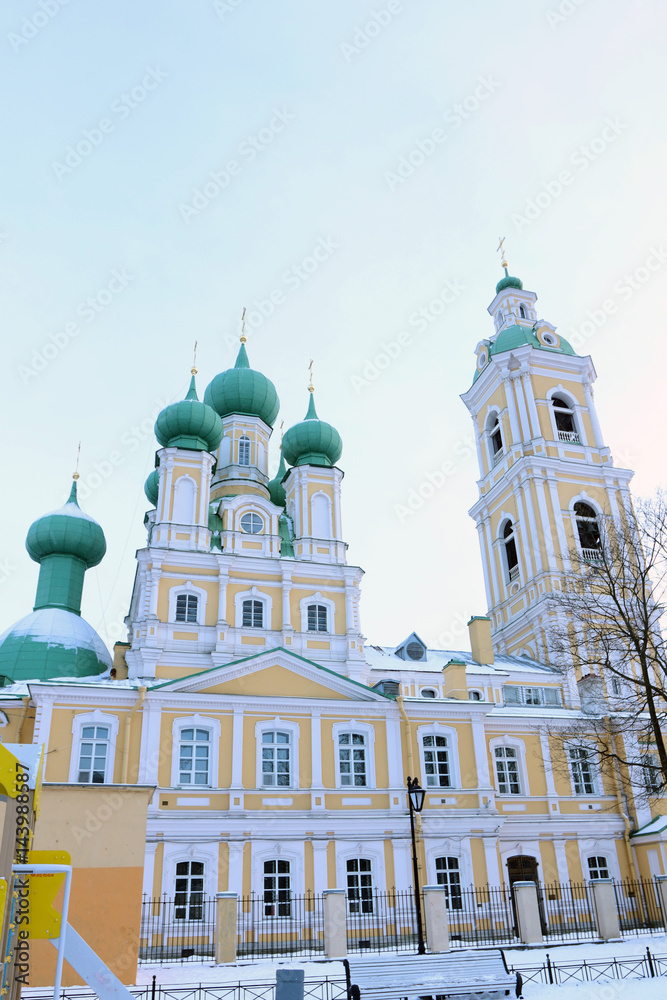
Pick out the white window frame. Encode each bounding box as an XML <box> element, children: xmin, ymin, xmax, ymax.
<box><xmin>546</xmin><ymin>386</ymin><xmax>586</xmax><ymax>446</ymax></box>
<box><xmin>162</xmin><ymin>843</ymin><xmax>218</xmax><ymax>899</ymax></box>
<box><xmin>255</xmin><ymin>718</ymin><xmax>300</xmax><ymax>790</ymax></box>
<box><xmin>345</xmin><ymin>857</ymin><xmax>375</xmax><ymax>915</ymax></box>
<box><xmin>234</xmin><ymin>586</ymin><xmax>273</xmax><ymax>631</ymax></box>
<box><xmin>585</xmin><ymin>854</ymin><xmax>610</xmax><ymax>880</ymax></box>
<box><xmin>169</xmin><ymin>581</ymin><xmax>207</xmax><ymax>626</ymax></box>
<box><xmin>433</xmin><ymin>855</ymin><xmax>464</xmax><ymax>910</ymax></box>
<box><xmin>336</xmin><ymin>844</ymin><xmax>385</xmax><ymax>897</ymax></box>
<box><xmin>238</xmin><ymin>435</ymin><xmax>251</xmax><ymax>466</ymax></box>
<box><xmin>489</xmin><ymin>737</ymin><xmax>529</xmax><ymax>796</ymax></box>
<box><xmin>332</xmin><ymin>720</ymin><xmax>376</xmax><ymax>790</ymax></box>
<box><xmin>502</xmin><ymin>685</ymin><xmax>562</xmax><ymax>707</ymax></box>
<box><xmin>252</xmin><ymin>843</ymin><xmax>304</xmax><ymax>898</ymax></box>
<box><xmin>426</xmin><ymin>844</ymin><xmax>471</xmax><ymax>888</ymax></box>
<box><xmin>417</xmin><ymin>723</ymin><xmax>460</xmax><ymax>790</ymax></box>
<box><xmin>498</xmin><ymin>516</ymin><xmax>520</xmax><ymax>584</ymax></box>
<box><xmin>567</xmin><ymin>745</ymin><xmax>600</xmax><ymax>796</ymax></box>
<box><xmin>69</xmin><ymin>710</ymin><xmax>120</xmax><ymax>784</ymax></box>
<box><xmin>309</xmin><ymin>490</ymin><xmax>333</xmax><ymax>539</ymax></box>
<box><xmin>569</xmin><ymin>494</ymin><xmax>604</xmax><ymax>565</ymax></box>
<box><xmin>299</xmin><ymin>592</ymin><xmax>335</xmax><ymax>634</ymax></box>
<box><xmin>484</xmin><ymin>407</ymin><xmax>504</xmax><ymax>467</ymax></box>
<box><xmin>171</xmin><ymin>715</ymin><xmax>221</xmax><ymax>789</ymax></box>
<box><xmin>171</xmin><ymin>474</ymin><xmax>198</xmax><ymax>524</ymax></box>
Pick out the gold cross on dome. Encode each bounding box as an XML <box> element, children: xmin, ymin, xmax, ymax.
<box><xmin>308</xmin><ymin>359</ymin><xmax>314</xmax><ymax>392</ymax></box>
<box><xmin>497</xmin><ymin>236</ymin><xmax>508</xmax><ymax>269</ymax></box>
<box><xmin>240</xmin><ymin>307</ymin><xmax>247</xmax><ymax>344</ymax></box>
<box><xmin>191</xmin><ymin>340</ymin><xmax>198</xmax><ymax>375</ymax></box>
<box><xmin>73</xmin><ymin>441</ymin><xmax>81</xmax><ymax>481</ymax></box>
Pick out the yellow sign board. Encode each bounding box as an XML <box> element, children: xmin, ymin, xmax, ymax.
<box><xmin>0</xmin><ymin>745</ymin><xmax>23</xmax><ymax>799</ymax></box>
<box><xmin>18</xmin><ymin>851</ymin><xmax>71</xmax><ymax>940</ymax></box>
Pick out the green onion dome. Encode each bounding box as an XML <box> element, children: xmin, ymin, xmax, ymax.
<box><xmin>155</xmin><ymin>374</ymin><xmax>223</xmax><ymax>452</ymax></box>
<box><xmin>26</xmin><ymin>480</ymin><xmax>106</xmax><ymax>568</ymax></box>
<box><xmin>495</xmin><ymin>267</ymin><xmax>524</xmax><ymax>294</ymax></box>
<box><xmin>145</xmin><ymin>469</ymin><xmax>160</xmax><ymax>506</ymax></box>
<box><xmin>0</xmin><ymin>609</ymin><xmax>112</xmax><ymax>681</ymax></box>
<box><xmin>204</xmin><ymin>343</ymin><xmax>280</xmax><ymax>428</ymax></box>
<box><xmin>267</xmin><ymin>451</ymin><xmax>287</xmax><ymax>507</ymax></box>
<box><xmin>282</xmin><ymin>391</ymin><xmax>342</xmax><ymax>468</ymax></box>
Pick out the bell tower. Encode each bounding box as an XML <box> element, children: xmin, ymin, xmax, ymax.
<box><xmin>460</xmin><ymin>257</ymin><xmax>634</xmax><ymax>660</ymax></box>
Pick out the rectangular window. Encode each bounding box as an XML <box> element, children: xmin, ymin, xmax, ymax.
<box><xmin>262</xmin><ymin>731</ymin><xmax>291</xmax><ymax>786</ymax></box>
<box><xmin>339</xmin><ymin>733</ymin><xmax>367</xmax><ymax>786</ymax></box>
<box><xmin>307</xmin><ymin>604</ymin><xmax>328</xmax><ymax>632</ymax></box>
<box><xmin>175</xmin><ymin>860</ymin><xmax>204</xmax><ymax>920</ymax></box>
<box><xmin>643</xmin><ymin>754</ymin><xmax>662</xmax><ymax>795</ymax></box>
<box><xmin>263</xmin><ymin>859</ymin><xmax>291</xmax><ymax>916</ymax></box>
<box><xmin>569</xmin><ymin>747</ymin><xmax>596</xmax><ymax>795</ymax></box>
<box><xmin>347</xmin><ymin>858</ymin><xmax>373</xmax><ymax>914</ymax></box>
<box><xmin>242</xmin><ymin>599</ymin><xmax>263</xmax><ymax>628</ymax></box>
<box><xmin>422</xmin><ymin>734</ymin><xmax>451</xmax><ymax>787</ymax></box>
<box><xmin>435</xmin><ymin>856</ymin><xmax>462</xmax><ymax>910</ymax></box>
<box><xmin>77</xmin><ymin>725</ymin><xmax>110</xmax><ymax>783</ymax></box>
<box><xmin>175</xmin><ymin>594</ymin><xmax>198</xmax><ymax>623</ymax></box>
<box><xmin>503</xmin><ymin>686</ymin><xmax>561</xmax><ymax>707</ymax></box>
<box><xmin>587</xmin><ymin>856</ymin><xmax>609</xmax><ymax>880</ymax></box>
<box><xmin>239</xmin><ymin>437</ymin><xmax>251</xmax><ymax>466</ymax></box>
<box><xmin>495</xmin><ymin>746</ymin><xmax>521</xmax><ymax>794</ymax></box>
<box><xmin>179</xmin><ymin>728</ymin><xmax>210</xmax><ymax>785</ymax></box>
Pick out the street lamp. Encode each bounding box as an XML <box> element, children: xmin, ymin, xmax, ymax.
<box><xmin>407</xmin><ymin>776</ymin><xmax>426</xmax><ymax>954</ymax></box>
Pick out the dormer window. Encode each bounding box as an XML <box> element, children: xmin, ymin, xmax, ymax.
<box><xmin>394</xmin><ymin>634</ymin><xmax>427</xmax><ymax>662</ymax></box>
<box><xmin>552</xmin><ymin>396</ymin><xmax>579</xmax><ymax>443</ymax></box>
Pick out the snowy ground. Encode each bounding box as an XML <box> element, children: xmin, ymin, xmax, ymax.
<box><xmin>134</xmin><ymin>933</ymin><xmax>667</xmax><ymax>997</ymax></box>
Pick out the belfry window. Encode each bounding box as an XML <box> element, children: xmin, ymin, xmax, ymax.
<box><xmin>307</xmin><ymin>604</ymin><xmax>328</xmax><ymax>632</ymax></box>
<box><xmin>574</xmin><ymin>502</ymin><xmax>602</xmax><ymax>559</ymax></box>
<box><xmin>502</xmin><ymin>520</ymin><xmax>519</xmax><ymax>582</ymax></box>
<box><xmin>552</xmin><ymin>396</ymin><xmax>579</xmax><ymax>442</ymax></box>
<box><xmin>488</xmin><ymin>414</ymin><xmax>503</xmax><ymax>459</ymax></box>
<box><xmin>175</xmin><ymin>594</ymin><xmax>198</xmax><ymax>623</ymax></box>
<box><xmin>519</xmin><ymin>304</ymin><xmax>526</xmax><ymax>318</ymax></box>
<box><xmin>238</xmin><ymin>436</ymin><xmax>251</xmax><ymax>466</ymax></box>
<box><xmin>242</xmin><ymin>599</ymin><xmax>264</xmax><ymax>628</ymax></box>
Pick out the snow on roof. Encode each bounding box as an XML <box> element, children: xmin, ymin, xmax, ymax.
<box><xmin>364</xmin><ymin>644</ymin><xmax>559</xmax><ymax>677</ymax></box>
<box><xmin>631</xmin><ymin>815</ymin><xmax>667</xmax><ymax>839</ymax></box>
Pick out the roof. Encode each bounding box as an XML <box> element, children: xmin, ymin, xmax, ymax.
<box><xmin>472</xmin><ymin>323</ymin><xmax>578</xmax><ymax>383</ymax></box>
<box><xmin>630</xmin><ymin>815</ymin><xmax>667</xmax><ymax>839</ymax></box>
<box><xmin>364</xmin><ymin>644</ymin><xmax>560</xmax><ymax>677</ymax></box>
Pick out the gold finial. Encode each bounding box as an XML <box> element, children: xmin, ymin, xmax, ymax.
<box><xmin>73</xmin><ymin>442</ymin><xmax>81</xmax><ymax>481</ymax></box>
<box><xmin>280</xmin><ymin>419</ymin><xmax>284</xmax><ymax>444</ymax></box>
<box><xmin>497</xmin><ymin>236</ymin><xmax>508</xmax><ymax>270</ymax></box>
<box><xmin>307</xmin><ymin>359</ymin><xmax>314</xmax><ymax>393</ymax></box>
<box><xmin>240</xmin><ymin>307</ymin><xmax>247</xmax><ymax>344</ymax></box>
<box><xmin>191</xmin><ymin>340</ymin><xmax>198</xmax><ymax>376</ymax></box>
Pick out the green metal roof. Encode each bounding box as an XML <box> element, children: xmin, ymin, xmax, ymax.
<box><xmin>282</xmin><ymin>391</ymin><xmax>342</xmax><ymax>468</ymax></box>
<box><xmin>144</xmin><ymin>469</ymin><xmax>159</xmax><ymax>507</ymax></box>
<box><xmin>204</xmin><ymin>344</ymin><xmax>280</xmax><ymax>427</ymax></box>
<box><xmin>495</xmin><ymin>269</ymin><xmax>524</xmax><ymax>294</ymax></box>
<box><xmin>155</xmin><ymin>375</ymin><xmax>224</xmax><ymax>452</ymax></box>
<box><xmin>472</xmin><ymin>325</ymin><xmax>578</xmax><ymax>383</ymax></box>
<box><xmin>26</xmin><ymin>481</ymin><xmax>106</xmax><ymax>568</ymax></box>
<box><xmin>0</xmin><ymin>608</ymin><xmax>112</xmax><ymax>681</ymax></box>
<box><xmin>267</xmin><ymin>451</ymin><xmax>287</xmax><ymax>507</ymax></box>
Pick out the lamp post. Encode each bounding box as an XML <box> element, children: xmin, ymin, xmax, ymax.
<box><xmin>407</xmin><ymin>775</ymin><xmax>426</xmax><ymax>955</ymax></box>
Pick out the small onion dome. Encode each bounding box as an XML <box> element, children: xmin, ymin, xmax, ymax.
<box><xmin>282</xmin><ymin>391</ymin><xmax>342</xmax><ymax>468</ymax></box>
<box><xmin>267</xmin><ymin>451</ymin><xmax>287</xmax><ymax>507</ymax></box>
<box><xmin>26</xmin><ymin>480</ymin><xmax>106</xmax><ymax>568</ymax></box>
<box><xmin>495</xmin><ymin>267</ymin><xmax>524</xmax><ymax>294</ymax></box>
<box><xmin>204</xmin><ymin>343</ymin><xmax>280</xmax><ymax>427</ymax></box>
<box><xmin>144</xmin><ymin>469</ymin><xmax>159</xmax><ymax>506</ymax></box>
<box><xmin>0</xmin><ymin>608</ymin><xmax>112</xmax><ymax>681</ymax></box>
<box><xmin>155</xmin><ymin>375</ymin><xmax>223</xmax><ymax>452</ymax></box>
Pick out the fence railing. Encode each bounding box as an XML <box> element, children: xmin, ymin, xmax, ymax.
<box><xmin>139</xmin><ymin>877</ymin><xmax>667</xmax><ymax>963</ymax></box>
<box><xmin>237</xmin><ymin>891</ymin><xmax>325</xmax><ymax>959</ymax></box>
<box><xmin>507</xmin><ymin>947</ymin><xmax>666</xmax><ymax>986</ymax></box>
<box><xmin>21</xmin><ymin>979</ymin><xmax>348</xmax><ymax>1000</ymax></box>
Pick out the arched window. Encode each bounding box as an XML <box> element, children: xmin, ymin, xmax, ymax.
<box><xmin>311</xmin><ymin>492</ymin><xmax>332</xmax><ymax>538</ymax></box>
<box><xmin>347</xmin><ymin>858</ymin><xmax>373</xmax><ymax>914</ymax></box>
<box><xmin>487</xmin><ymin>413</ymin><xmax>503</xmax><ymax>459</ymax></box>
<box><xmin>261</xmin><ymin>731</ymin><xmax>291</xmax><ymax>786</ymax></box>
<box><xmin>175</xmin><ymin>594</ymin><xmax>198</xmax><ymax>623</ymax></box>
<box><xmin>435</xmin><ymin>857</ymin><xmax>462</xmax><ymax>910</ymax></box>
<box><xmin>587</xmin><ymin>856</ymin><xmax>609</xmax><ymax>880</ymax></box>
<box><xmin>307</xmin><ymin>604</ymin><xmax>328</xmax><ymax>632</ymax></box>
<box><xmin>502</xmin><ymin>520</ymin><xmax>519</xmax><ymax>582</ymax></box>
<box><xmin>175</xmin><ymin>861</ymin><xmax>205</xmax><ymax>920</ymax></box>
<box><xmin>422</xmin><ymin>734</ymin><xmax>451</xmax><ymax>787</ymax></box>
<box><xmin>552</xmin><ymin>396</ymin><xmax>579</xmax><ymax>441</ymax></box>
<box><xmin>574</xmin><ymin>502</ymin><xmax>601</xmax><ymax>556</ymax></box>
<box><xmin>242</xmin><ymin>599</ymin><xmax>264</xmax><ymax>628</ymax></box>
<box><xmin>263</xmin><ymin>859</ymin><xmax>291</xmax><ymax>916</ymax></box>
<box><xmin>238</xmin><ymin>436</ymin><xmax>251</xmax><ymax>466</ymax></box>
<box><xmin>178</xmin><ymin>727</ymin><xmax>211</xmax><ymax>786</ymax></box>
<box><xmin>519</xmin><ymin>304</ymin><xmax>526</xmax><ymax>318</ymax></box>
<box><xmin>494</xmin><ymin>746</ymin><xmax>521</xmax><ymax>795</ymax></box>
<box><xmin>173</xmin><ymin>476</ymin><xmax>196</xmax><ymax>523</ymax></box>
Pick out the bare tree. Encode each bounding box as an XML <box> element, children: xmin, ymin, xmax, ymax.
<box><xmin>546</xmin><ymin>491</ymin><xmax>667</xmax><ymax>802</ymax></box>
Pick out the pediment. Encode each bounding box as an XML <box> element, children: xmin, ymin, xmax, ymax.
<box><xmin>154</xmin><ymin>647</ymin><xmax>386</xmax><ymax>702</ymax></box>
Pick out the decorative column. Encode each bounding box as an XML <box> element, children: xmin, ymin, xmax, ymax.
<box><xmin>583</xmin><ymin>380</ymin><xmax>605</xmax><ymax>448</ymax></box>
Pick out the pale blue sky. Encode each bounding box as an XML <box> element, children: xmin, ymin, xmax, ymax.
<box><xmin>2</xmin><ymin>0</ymin><xmax>666</xmax><ymax>651</ymax></box>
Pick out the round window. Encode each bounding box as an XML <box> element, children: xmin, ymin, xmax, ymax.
<box><xmin>240</xmin><ymin>512</ymin><xmax>263</xmax><ymax>534</ymax></box>
<box><xmin>539</xmin><ymin>330</ymin><xmax>559</xmax><ymax>348</ymax></box>
<box><xmin>478</xmin><ymin>350</ymin><xmax>488</xmax><ymax>369</ymax></box>
<box><xmin>406</xmin><ymin>641</ymin><xmax>425</xmax><ymax>661</ymax></box>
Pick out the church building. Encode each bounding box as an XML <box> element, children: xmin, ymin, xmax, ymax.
<box><xmin>0</xmin><ymin>262</ymin><xmax>663</xmax><ymax>928</ymax></box>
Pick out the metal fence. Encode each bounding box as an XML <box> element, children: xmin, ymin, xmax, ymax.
<box><xmin>22</xmin><ymin>979</ymin><xmax>348</xmax><ymax>1000</ymax></box>
<box><xmin>507</xmin><ymin>947</ymin><xmax>666</xmax><ymax>986</ymax></box>
<box><xmin>539</xmin><ymin>880</ymin><xmax>599</xmax><ymax>941</ymax></box>
<box><xmin>613</xmin><ymin>878</ymin><xmax>664</xmax><ymax>934</ymax></box>
<box><xmin>447</xmin><ymin>884</ymin><xmax>516</xmax><ymax>948</ymax></box>
<box><xmin>237</xmin><ymin>891</ymin><xmax>325</xmax><ymax>959</ymax></box>
<box><xmin>140</xmin><ymin>896</ymin><xmax>216</xmax><ymax>963</ymax></box>
<box><xmin>345</xmin><ymin>888</ymin><xmax>420</xmax><ymax>953</ymax></box>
